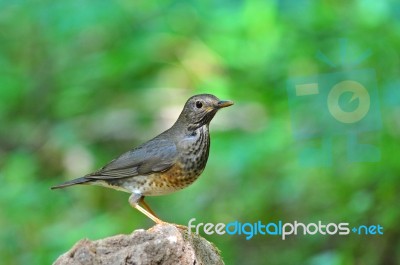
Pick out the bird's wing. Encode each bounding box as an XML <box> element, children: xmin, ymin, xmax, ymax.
<box><xmin>87</xmin><ymin>138</ymin><xmax>178</xmax><ymax>179</ymax></box>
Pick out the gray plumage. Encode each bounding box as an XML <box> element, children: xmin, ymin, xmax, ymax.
<box><xmin>51</xmin><ymin>94</ymin><xmax>233</xmax><ymax>196</ymax></box>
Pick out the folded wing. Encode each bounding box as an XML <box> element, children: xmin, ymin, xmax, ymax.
<box><xmin>87</xmin><ymin>138</ymin><xmax>178</xmax><ymax>179</ymax></box>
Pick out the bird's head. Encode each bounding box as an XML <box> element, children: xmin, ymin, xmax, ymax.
<box><xmin>176</xmin><ymin>94</ymin><xmax>234</xmax><ymax>130</ymax></box>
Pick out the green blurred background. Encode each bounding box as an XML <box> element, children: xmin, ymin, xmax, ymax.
<box><xmin>1</xmin><ymin>0</ymin><xmax>400</xmax><ymax>264</ymax></box>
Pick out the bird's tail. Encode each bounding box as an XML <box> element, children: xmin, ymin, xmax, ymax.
<box><xmin>51</xmin><ymin>177</ymin><xmax>91</xmax><ymax>190</ymax></box>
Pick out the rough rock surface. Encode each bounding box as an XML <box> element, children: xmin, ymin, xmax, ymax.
<box><xmin>53</xmin><ymin>224</ymin><xmax>224</xmax><ymax>265</ymax></box>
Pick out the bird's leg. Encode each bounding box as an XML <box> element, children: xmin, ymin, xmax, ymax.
<box><xmin>139</xmin><ymin>196</ymin><xmax>160</xmax><ymax>219</ymax></box>
<box><xmin>141</xmin><ymin>196</ymin><xmax>187</xmax><ymax>230</ymax></box>
<box><xmin>129</xmin><ymin>193</ymin><xmax>164</xmax><ymax>224</ymax></box>
<box><xmin>128</xmin><ymin>194</ymin><xmax>187</xmax><ymax>230</ymax></box>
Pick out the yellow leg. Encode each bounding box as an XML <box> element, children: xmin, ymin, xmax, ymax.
<box><xmin>128</xmin><ymin>193</ymin><xmax>187</xmax><ymax>230</ymax></box>
<box><xmin>129</xmin><ymin>193</ymin><xmax>164</xmax><ymax>224</ymax></box>
<box><xmin>139</xmin><ymin>197</ymin><xmax>160</xmax><ymax>219</ymax></box>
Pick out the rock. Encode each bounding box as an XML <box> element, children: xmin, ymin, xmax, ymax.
<box><xmin>53</xmin><ymin>224</ymin><xmax>224</xmax><ymax>265</ymax></box>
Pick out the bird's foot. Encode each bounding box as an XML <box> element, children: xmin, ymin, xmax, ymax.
<box><xmin>129</xmin><ymin>194</ymin><xmax>187</xmax><ymax>230</ymax></box>
<box><xmin>152</xmin><ymin>220</ymin><xmax>187</xmax><ymax>230</ymax></box>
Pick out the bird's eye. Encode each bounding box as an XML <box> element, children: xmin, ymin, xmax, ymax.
<box><xmin>195</xmin><ymin>101</ymin><xmax>203</xmax><ymax>109</ymax></box>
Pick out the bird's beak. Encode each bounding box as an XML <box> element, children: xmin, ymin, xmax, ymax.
<box><xmin>216</xmin><ymin>100</ymin><xmax>234</xmax><ymax>109</ymax></box>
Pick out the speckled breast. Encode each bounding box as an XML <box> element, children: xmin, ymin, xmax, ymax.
<box><xmin>142</xmin><ymin>126</ymin><xmax>211</xmax><ymax>196</ymax></box>
<box><xmin>107</xmin><ymin>126</ymin><xmax>211</xmax><ymax>196</ymax></box>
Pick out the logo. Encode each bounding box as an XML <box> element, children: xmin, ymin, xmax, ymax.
<box><xmin>287</xmin><ymin>39</ymin><xmax>382</xmax><ymax>166</ymax></box>
<box><xmin>188</xmin><ymin>218</ymin><xmax>384</xmax><ymax>240</ymax></box>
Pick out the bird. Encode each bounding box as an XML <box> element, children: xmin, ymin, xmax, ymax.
<box><xmin>51</xmin><ymin>94</ymin><xmax>233</xmax><ymax>224</ymax></box>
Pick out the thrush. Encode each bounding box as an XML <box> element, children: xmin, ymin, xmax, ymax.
<box><xmin>51</xmin><ymin>94</ymin><xmax>233</xmax><ymax>224</ymax></box>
